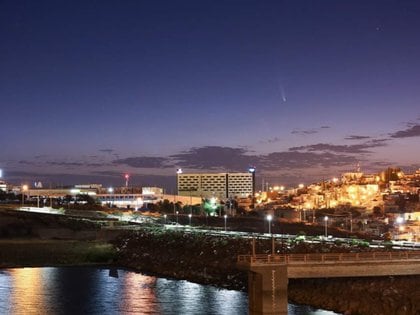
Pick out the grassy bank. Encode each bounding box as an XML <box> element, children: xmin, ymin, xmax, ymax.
<box><xmin>0</xmin><ymin>239</ymin><xmax>116</xmax><ymax>267</ymax></box>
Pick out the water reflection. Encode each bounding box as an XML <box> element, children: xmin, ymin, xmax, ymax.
<box><xmin>0</xmin><ymin>267</ymin><xmax>340</xmax><ymax>315</ymax></box>
<box><xmin>120</xmin><ymin>272</ymin><xmax>158</xmax><ymax>314</ymax></box>
<box><xmin>155</xmin><ymin>279</ymin><xmax>247</xmax><ymax>315</ymax></box>
<box><xmin>9</xmin><ymin>268</ymin><xmax>47</xmax><ymax>314</ymax></box>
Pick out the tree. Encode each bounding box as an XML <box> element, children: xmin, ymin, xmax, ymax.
<box><xmin>159</xmin><ymin>199</ymin><xmax>173</xmax><ymax>213</ymax></box>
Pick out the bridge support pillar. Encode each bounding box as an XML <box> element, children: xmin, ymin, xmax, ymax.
<box><xmin>247</xmin><ymin>265</ymin><xmax>288</xmax><ymax>315</ymax></box>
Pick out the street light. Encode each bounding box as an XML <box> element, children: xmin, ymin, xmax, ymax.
<box><xmin>108</xmin><ymin>187</ymin><xmax>114</xmax><ymax>207</ymax></box>
<box><xmin>324</xmin><ymin>216</ymin><xmax>329</xmax><ymax>237</ymax></box>
<box><xmin>188</xmin><ymin>213</ymin><xmax>192</xmax><ymax>226</ymax></box>
<box><xmin>163</xmin><ymin>214</ymin><xmax>167</xmax><ymax>225</ymax></box>
<box><xmin>190</xmin><ymin>192</ymin><xmax>192</xmax><ymax>215</ymax></box>
<box><xmin>21</xmin><ymin>185</ymin><xmax>28</xmax><ymax>207</ymax></box>
<box><xmin>396</xmin><ymin>216</ymin><xmax>404</xmax><ymax>238</ymax></box>
<box><xmin>267</xmin><ymin>214</ymin><xmax>272</xmax><ymax>234</ymax></box>
<box><xmin>176</xmin><ymin>211</ymin><xmax>179</xmax><ymax>225</ymax></box>
<box><xmin>396</xmin><ymin>216</ymin><xmax>404</xmax><ymax>224</ymax></box>
<box><xmin>224</xmin><ymin>214</ymin><xmax>227</xmax><ymax>232</ymax></box>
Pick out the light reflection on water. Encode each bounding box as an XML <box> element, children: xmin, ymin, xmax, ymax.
<box><xmin>0</xmin><ymin>267</ymin><xmax>340</xmax><ymax>314</ymax></box>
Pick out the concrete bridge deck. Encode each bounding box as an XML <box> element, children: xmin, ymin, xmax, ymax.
<box><xmin>238</xmin><ymin>250</ymin><xmax>420</xmax><ymax>265</ymax></box>
<box><xmin>237</xmin><ymin>252</ymin><xmax>420</xmax><ymax>314</ymax></box>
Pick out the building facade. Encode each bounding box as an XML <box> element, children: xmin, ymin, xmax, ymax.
<box><xmin>177</xmin><ymin>172</ymin><xmax>253</xmax><ymax>199</ymax></box>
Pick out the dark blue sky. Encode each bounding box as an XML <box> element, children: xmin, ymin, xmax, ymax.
<box><xmin>1</xmin><ymin>1</ymin><xmax>419</xmax><ymax>188</ymax></box>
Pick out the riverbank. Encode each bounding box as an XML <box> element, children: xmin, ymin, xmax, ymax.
<box><xmin>113</xmin><ymin>228</ymin><xmax>420</xmax><ymax>315</ymax></box>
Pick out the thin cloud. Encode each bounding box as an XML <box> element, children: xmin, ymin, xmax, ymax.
<box><xmin>113</xmin><ymin>156</ymin><xmax>168</xmax><ymax>168</ymax></box>
<box><xmin>46</xmin><ymin>161</ymin><xmax>104</xmax><ymax>167</ymax></box>
<box><xmin>291</xmin><ymin>129</ymin><xmax>318</xmax><ymax>135</ymax></box>
<box><xmin>261</xmin><ymin>151</ymin><xmax>357</xmax><ymax>169</ymax></box>
<box><xmin>289</xmin><ymin>139</ymin><xmax>388</xmax><ymax>154</ymax></box>
<box><xmin>19</xmin><ymin>160</ymin><xmax>37</xmax><ymax>165</ymax></box>
<box><xmin>99</xmin><ymin>149</ymin><xmax>114</xmax><ymax>154</ymax></box>
<box><xmin>390</xmin><ymin>124</ymin><xmax>420</xmax><ymax>138</ymax></box>
<box><xmin>261</xmin><ymin>137</ymin><xmax>281</xmax><ymax>144</ymax></box>
<box><xmin>291</xmin><ymin>126</ymin><xmax>331</xmax><ymax>135</ymax></box>
<box><xmin>344</xmin><ymin>135</ymin><xmax>371</xmax><ymax>140</ymax></box>
<box><xmin>171</xmin><ymin>146</ymin><xmax>257</xmax><ymax>171</ymax></box>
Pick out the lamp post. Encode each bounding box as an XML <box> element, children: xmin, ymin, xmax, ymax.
<box><xmin>190</xmin><ymin>192</ymin><xmax>192</xmax><ymax>215</ymax></box>
<box><xmin>176</xmin><ymin>211</ymin><xmax>179</xmax><ymax>225</ymax></box>
<box><xmin>324</xmin><ymin>216</ymin><xmax>329</xmax><ymax>237</ymax></box>
<box><xmin>188</xmin><ymin>213</ymin><xmax>192</xmax><ymax>226</ymax></box>
<box><xmin>267</xmin><ymin>214</ymin><xmax>272</xmax><ymax>235</ymax></box>
<box><xmin>108</xmin><ymin>187</ymin><xmax>114</xmax><ymax>208</ymax></box>
<box><xmin>173</xmin><ymin>193</ymin><xmax>176</xmax><ymax>214</ymax></box>
<box><xmin>21</xmin><ymin>185</ymin><xmax>28</xmax><ymax>207</ymax></box>
<box><xmin>248</xmin><ymin>167</ymin><xmax>256</xmax><ymax>209</ymax></box>
<box><xmin>124</xmin><ymin>174</ymin><xmax>130</xmax><ymax>188</ymax></box>
<box><xmin>224</xmin><ymin>214</ymin><xmax>227</xmax><ymax>232</ymax></box>
<box><xmin>175</xmin><ymin>168</ymin><xmax>182</xmax><ymax>214</ymax></box>
<box><xmin>163</xmin><ymin>214</ymin><xmax>167</xmax><ymax>225</ymax></box>
<box><xmin>396</xmin><ymin>216</ymin><xmax>404</xmax><ymax>238</ymax></box>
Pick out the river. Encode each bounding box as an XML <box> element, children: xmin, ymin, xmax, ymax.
<box><xmin>0</xmin><ymin>267</ymin><xmax>340</xmax><ymax>314</ymax></box>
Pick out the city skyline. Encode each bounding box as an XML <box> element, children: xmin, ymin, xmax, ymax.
<box><xmin>1</xmin><ymin>1</ymin><xmax>419</xmax><ymax>188</ymax></box>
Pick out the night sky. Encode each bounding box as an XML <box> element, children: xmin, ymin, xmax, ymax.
<box><xmin>1</xmin><ymin>1</ymin><xmax>419</xmax><ymax>189</ymax></box>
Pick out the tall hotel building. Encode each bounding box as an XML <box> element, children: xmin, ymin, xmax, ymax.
<box><xmin>177</xmin><ymin>172</ymin><xmax>254</xmax><ymax>199</ymax></box>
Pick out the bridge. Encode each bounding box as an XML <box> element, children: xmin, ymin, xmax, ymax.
<box><xmin>237</xmin><ymin>251</ymin><xmax>420</xmax><ymax>315</ymax></box>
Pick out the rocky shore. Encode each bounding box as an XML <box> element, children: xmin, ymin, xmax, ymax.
<box><xmin>113</xmin><ymin>228</ymin><xmax>420</xmax><ymax>315</ymax></box>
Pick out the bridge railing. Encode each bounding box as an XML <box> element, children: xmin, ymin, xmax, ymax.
<box><xmin>237</xmin><ymin>251</ymin><xmax>420</xmax><ymax>265</ymax></box>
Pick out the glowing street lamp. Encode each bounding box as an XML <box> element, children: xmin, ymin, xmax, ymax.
<box><xmin>163</xmin><ymin>214</ymin><xmax>167</xmax><ymax>225</ymax></box>
<box><xmin>107</xmin><ymin>187</ymin><xmax>114</xmax><ymax>207</ymax></box>
<box><xmin>124</xmin><ymin>174</ymin><xmax>130</xmax><ymax>187</ymax></box>
<box><xmin>188</xmin><ymin>213</ymin><xmax>192</xmax><ymax>226</ymax></box>
<box><xmin>224</xmin><ymin>214</ymin><xmax>227</xmax><ymax>232</ymax></box>
<box><xmin>324</xmin><ymin>216</ymin><xmax>329</xmax><ymax>237</ymax></box>
<box><xmin>267</xmin><ymin>214</ymin><xmax>273</xmax><ymax>234</ymax></box>
<box><xmin>176</xmin><ymin>211</ymin><xmax>179</xmax><ymax>225</ymax></box>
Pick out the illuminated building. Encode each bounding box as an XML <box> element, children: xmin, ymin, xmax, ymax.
<box><xmin>0</xmin><ymin>181</ymin><xmax>7</xmax><ymax>192</ymax></box>
<box><xmin>177</xmin><ymin>172</ymin><xmax>254</xmax><ymax>199</ymax></box>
